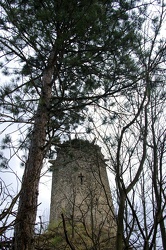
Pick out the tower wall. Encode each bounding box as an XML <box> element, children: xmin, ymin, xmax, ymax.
<box><xmin>49</xmin><ymin>139</ymin><xmax>116</xmax><ymax>240</ymax></box>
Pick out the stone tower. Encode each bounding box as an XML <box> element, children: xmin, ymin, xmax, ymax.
<box><xmin>49</xmin><ymin>139</ymin><xmax>116</xmax><ymax>248</ymax></box>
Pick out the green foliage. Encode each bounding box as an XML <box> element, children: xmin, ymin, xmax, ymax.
<box><xmin>35</xmin><ymin>219</ymin><xmax>115</xmax><ymax>250</ymax></box>
<box><xmin>2</xmin><ymin>134</ymin><xmax>11</xmax><ymax>145</ymax></box>
<box><xmin>0</xmin><ymin>0</ymin><xmax>143</xmax><ymax>145</ymax></box>
<box><xmin>0</xmin><ymin>152</ymin><xmax>8</xmax><ymax>168</ymax></box>
<box><xmin>51</xmin><ymin>235</ymin><xmax>62</xmax><ymax>246</ymax></box>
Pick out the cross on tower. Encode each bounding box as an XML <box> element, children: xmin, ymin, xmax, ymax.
<box><xmin>78</xmin><ymin>173</ymin><xmax>84</xmax><ymax>185</ymax></box>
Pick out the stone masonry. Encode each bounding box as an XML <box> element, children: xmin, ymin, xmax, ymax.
<box><xmin>49</xmin><ymin>139</ymin><xmax>117</xmax><ymax>247</ymax></box>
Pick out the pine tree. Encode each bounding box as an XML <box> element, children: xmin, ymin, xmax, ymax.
<box><xmin>0</xmin><ymin>0</ymin><xmax>144</xmax><ymax>249</ymax></box>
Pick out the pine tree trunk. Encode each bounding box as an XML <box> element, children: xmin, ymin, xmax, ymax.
<box><xmin>14</xmin><ymin>53</ymin><xmax>55</xmax><ymax>250</ymax></box>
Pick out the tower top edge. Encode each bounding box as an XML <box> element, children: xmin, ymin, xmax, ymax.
<box><xmin>56</xmin><ymin>139</ymin><xmax>101</xmax><ymax>152</ymax></box>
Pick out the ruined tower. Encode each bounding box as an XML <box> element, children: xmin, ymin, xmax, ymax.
<box><xmin>49</xmin><ymin>139</ymin><xmax>116</xmax><ymax>248</ymax></box>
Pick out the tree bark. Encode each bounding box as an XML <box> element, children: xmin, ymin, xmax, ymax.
<box><xmin>14</xmin><ymin>52</ymin><xmax>56</xmax><ymax>250</ymax></box>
